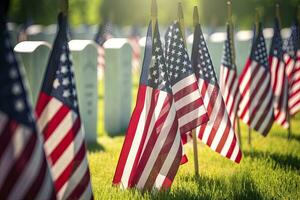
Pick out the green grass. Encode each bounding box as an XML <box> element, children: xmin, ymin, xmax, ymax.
<box><xmin>90</xmin><ymin>74</ymin><xmax>300</xmax><ymax>199</ymax></box>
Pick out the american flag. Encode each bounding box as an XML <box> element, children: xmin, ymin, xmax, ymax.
<box><xmin>269</xmin><ymin>18</ymin><xmax>289</xmax><ymax>128</ymax></box>
<box><xmin>94</xmin><ymin>21</ymin><xmax>113</xmax><ymax>80</ymax></box>
<box><xmin>35</xmin><ymin>13</ymin><xmax>93</xmax><ymax>200</ymax></box>
<box><xmin>283</xmin><ymin>21</ymin><xmax>300</xmax><ymax>116</ymax></box>
<box><xmin>192</xmin><ymin>23</ymin><xmax>242</xmax><ymax>163</ymax></box>
<box><xmin>165</xmin><ymin>22</ymin><xmax>209</xmax><ymax>139</ymax></box>
<box><xmin>113</xmin><ymin>21</ymin><xmax>183</xmax><ymax>191</ymax></box>
<box><xmin>238</xmin><ymin>23</ymin><xmax>274</xmax><ymax>136</ymax></box>
<box><xmin>0</xmin><ymin>15</ymin><xmax>56</xmax><ymax>199</ymax></box>
<box><xmin>219</xmin><ymin>23</ymin><xmax>241</xmax><ymax>129</ymax></box>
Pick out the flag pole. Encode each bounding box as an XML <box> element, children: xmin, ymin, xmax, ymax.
<box><xmin>151</xmin><ymin>0</ymin><xmax>157</xmax><ymax>39</ymax></box>
<box><xmin>227</xmin><ymin>0</ymin><xmax>242</xmax><ymax>149</ymax></box>
<box><xmin>178</xmin><ymin>2</ymin><xmax>199</xmax><ymax>177</ymax></box>
<box><xmin>191</xmin><ymin>5</ymin><xmax>200</xmax><ymax>177</ymax></box>
<box><xmin>277</xmin><ymin>4</ymin><xmax>291</xmax><ymax>140</ymax></box>
<box><xmin>248</xmin><ymin>8</ymin><xmax>260</xmax><ymax>147</ymax></box>
<box><xmin>60</xmin><ymin>0</ymin><xmax>68</xmax><ymax>16</ymax></box>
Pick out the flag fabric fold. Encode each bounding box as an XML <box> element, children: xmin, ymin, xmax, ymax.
<box><xmin>192</xmin><ymin>23</ymin><xmax>242</xmax><ymax>163</ymax></box>
<box><xmin>35</xmin><ymin>13</ymin><xmax>93</xmax><ymax>200</ymax></box>
<box><xmin>269</xmin><ymin>18</ymin><xmax>289</xmax><ymax>128</ymax></box>
<box><xmin>113</xmin><ymin>21</ymin><xmax>183</xmax><ymax>191</ymax></box>
<box><xmin>0</xmin><ymin>14</ymin><xmax>56</xmax><ymax>200</ymax></box>
<box><xmin>219</xmin><ymin>23</ymin><xmax>241</xmax><ymax>129</ymax></box>
<box><xmin>283</xmin><ymin>21</ymin><xmax>300</xmax><ymax>116</ymax></box>
<box><xmin>165</xmin><ymin>22</ymin><xmax>209</xmax><ymax>141</ymax></box>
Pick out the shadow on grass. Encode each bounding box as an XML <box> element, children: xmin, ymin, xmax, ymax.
<box><xmin>146</xmin><ymin>173</ymin><xmax>263</xmax><ymax>200</ymax></box>
<box><xmin>272</xmin><ymin>133</ymin><xmax>300</xmax><ymax>143</ymax></box>
<box><xmin>244</xmin><ymin>150</ymin><xmax>300</xmax><ymax>170</ymax></box>
<box><xmin>87</xmin><ymin>142</ymin><xmax>105</xmax><ymax>152</ymax></box>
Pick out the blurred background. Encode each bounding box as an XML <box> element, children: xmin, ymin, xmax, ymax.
<box><xmin>7</xmin><ymin>0</ymin><xmax>299</xmax><ymax>28</ymax></box>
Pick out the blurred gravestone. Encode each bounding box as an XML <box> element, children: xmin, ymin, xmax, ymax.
<box><xmin>235</xmin><ymin>30</ymin><xmax>253</xmax><ymax>74</ymax></box>
<box><xmin>26</xmin><ymin>25</ymin><xmax>45</xmax><ymax>41</ymax></box>
<box><xmin>69</xmin><ymin>40</ymin><xmax>98</xmax><ymax>142</ymax></box>
<box><xmin>208</xmin><ymin>32</ymin><xmax>226</xmax><ymax>79</ymax></box>
<box><xmin>104</xmin><ymin>38</ymin><xmax>132</xmax><ymax>135</ymax></box>
<box><xmin>43</xmin><ymin>24</ymin><xmax>57</xmax><ymax>44</ymax></box>
<box><xmin>14</xmin><ymin>41</ymin><xmax>51</xmax><ymax>105</ymax></box>
<box><xmin>263</xmin><ymin>28</ymin><xmax>273</xmax><ymax>52</ymax></box>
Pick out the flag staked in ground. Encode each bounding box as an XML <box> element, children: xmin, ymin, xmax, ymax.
<box><xmin>35</xmin><ymin>13</ymin><xmax>93</xmax><ymax>200</ymax></box>
<box><xmin>220</xmin><ymin>23</ymin><xmax>241</xmax><ymax>129</ymax></box>
<box><xmin>269</xmin><ymin>18</ymin><xmax>289</xmax><ymax>128</ymax></box>
<box><xmin>0</xmin><ymin>14</ymin><xmax>56</xmax><ymax>200</ymax></box>
<box><xmin>238</xmin><ymin>23</ymin><xmax>274</xmax><ymax>136</ymax></box>
<box><xmin>192</xmin><ymin>23</ymin><xmax>242</xmax><ymax>163</ymax></box>
<box><xmin>113</xmin><ymin>21</ymin><xmax>183</xmax><ymax>191</ymax></box>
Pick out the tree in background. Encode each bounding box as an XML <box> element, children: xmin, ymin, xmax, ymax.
<box><xmin>7</xmin><ymin>0</ymin><xmax>299</xmax><ymax>28</ymax></box>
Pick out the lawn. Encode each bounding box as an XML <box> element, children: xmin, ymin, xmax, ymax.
<box><xmin>89</xmin><ymin>75</ymin><xmax>300</xmax><ymax>200</ymax></box>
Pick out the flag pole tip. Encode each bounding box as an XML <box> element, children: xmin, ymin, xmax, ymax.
<box><xmin>178</xmin><ymin>2</ymin><xmax>184</xmax><ymax>20</ymax></box>
<box><xmin>151</xmin><ymin>0</ymin><xmax>157</xmax><ymax>18</ymax></box>
<box><xmin>193</xmin><ymin>6</ymin><xmax>199</xmax><ymax>26</ymax></box>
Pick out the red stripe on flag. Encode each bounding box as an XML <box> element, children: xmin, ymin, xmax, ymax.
<box><xmin>35</xmin><ymin>93</ymin><xmax>52</xmax><ymax>118</ymax></box>
<box><xmin>55</xmin><ymin>141</ymin><xmax>86</xmax><ymax>192</ymax></box>
<box><xmin>42</xmin><ymin>105</ymin><xmax>70</xmax><ymax>140</ymax></box>
<box><xmin>49</xmin><ymin>117</ymin><xmax>81</xmax><ymax>165</ymax></box>
<box><xmin>112</xmin><ymin>85</ymin><xmax>147</xmax><ymax>184</ymax></box>
<box><xmin>66</xmin><ymin>169</ymin><xmax>92</xmax><ymax>200</ymax></box>
<box><xmin>173</xmin><ymin>82</ymin><xmax>198</xmax><ymax>102</ymax></box>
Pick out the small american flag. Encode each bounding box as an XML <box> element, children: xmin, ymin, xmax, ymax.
<box><xmin>35</xmin><ymin>13</ymin><xmax>93</xmax><ymax>200</ymax></box>
<box><xmin>165</xmin><ymin>22</ymin><xmax>209</xmax><ymax>138</ymax></box>
<box><xmin>219</xmin><ymin>23</ymin><xmax>241</xmax><ymax>129</ymax></box>
<box><xmin>283</xmin><ymin>21</ymin><xmax>300</xmax><ymax>116</ymax></box>
<box><xmin>113</xmin><ymin>21</ymin><xmax>183</xmax><ymax>191</ymax></box>
<box><xmin>0</xmin><ymin>16</ymin><xmax>56</xmax><ymax>199</ymax></box>
<box><xmin>238</xmin><ymin>23</ymin><xmax>274</xmax><ymax>136</ymax></box>
<box><xmin>269</xmin><ymin>18</ymin><xmax>289</xmax><ymax>128</ymax></box>
<box><xmin>192</xmin><ymin>23</ymin><xmax>242</xmax><ymax>163</ymax></box>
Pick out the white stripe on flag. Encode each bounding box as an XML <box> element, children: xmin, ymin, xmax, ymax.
<box><xmin>0</xmin><ymin>125</ymin><xmax>31</xmax><ymax>189</ymax></box>
<box><xmin>174</xmin><ymin>89</ymin><xmax>200</xmax><ymax>110</ymax></box>
<box><xmin>37</xmin><ymin>98</ymin><xmax>62</xmax><ymax>132</ymax></box>
<box><xmin>136</xmin><ymin>104</ymin><xmax>176</xmax><ymax>189</ymax></box>
<box><xmin>44</xmin><ymin>111</ymin><xmax>77</xmax><ymax>154</ymax></box>
<box><xmin>120</xmin><ymin>87</ymin><xmax>153</xmax><ymax>188</ymax></box>
<box><xmin>153</xmin><ymin>130</ymin><xmax>181</xmax><ymax>189</ymax></box>
<box><xmin>8</xmin><ymin>128</ymin><xmax>43</xmax><ymax>200</ymax></box>
<box><xmin>172</xmin><ymin>74</ymin><xmax>197</xmax><ymax>94</ymax></box>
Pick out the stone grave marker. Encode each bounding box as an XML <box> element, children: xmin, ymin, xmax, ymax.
<box><xmin>14</xmin><ymin>41</ymin><xmax>51</xmax><ymax>105</ymax></box>
<box><xmin>69</xmin><ymin>40</ymin><xmax>98</xmax><ymax>142</ymax></box>
<box><xmin>103</xmin><ymin>38</ymin><xmax>132</xmax><ymax>135</ymax></box>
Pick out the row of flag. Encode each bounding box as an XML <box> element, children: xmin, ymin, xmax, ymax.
<box><xmin>0</xmin><ymin>4</ymin><xmax>93</xmax><ymax>199</ymax></box>
<box><xmin>113</xmin><ymin>10</ymin><xmax>300</xmax><ymax>192</ymax></box>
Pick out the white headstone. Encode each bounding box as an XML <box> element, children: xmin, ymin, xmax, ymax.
<box><xmin>69</xmin><ymin>40</ymin><xmax>98</xmax><ymax>142</ymax></box>
<box><xmin>14</xmin><ymin>41</ymin><xmax>51</xmax><ymax>105</ymax></box>
<box><xmin>104</xmin><ymin>38</ymin><xmax>132</xmax><ymax>135</ymax></box>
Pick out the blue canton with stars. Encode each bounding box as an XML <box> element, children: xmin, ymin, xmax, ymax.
<box><xmin>221</xmin><ymin>23</ymin><xmax>236</xmax><ymax>70</ymax></box>
<box><xmin>250</xmin><ymin>23</ymin><xmax>269</xmax><ymax>69</ymax></box>
<box><xmin>41</xmin><ymin>13</ymin><xmax>79</xmax><ymax>113</ymax></box>
<box><xmin>165</xmin><ymin>22</ymin><xmax>194</xmax><ymax>86</ymax></box>
<box><xmin>0</xmin><ymin>20</ymin><xmax>35</xmax><ymax>128</ymax></box>
<box><xmin>270</xmin><ymin>18</ymin><xmax>283</xmax><ymax>59</ymax></box>
<box><xmin>283</xmin><ymin>20</ymin><xmax>300</xmax><ymax>59</ymax></box>
<box><xmin>140</xmin><ymin>21</ymin><xmax>171</xmax><ymax>93</ymax></box>
<box><xmin>191</xmin><ymin>24</ymin><xmax>218</xmax><ymax>85</ymax></box>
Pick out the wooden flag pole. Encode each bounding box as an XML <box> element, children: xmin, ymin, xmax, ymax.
<box><xmin>277</xmin><ymin>3</ymin><xmax>292</xmax><ymax>140</ymax></box>
<box><xmin>191</xmin><ymin>5</ymin><xmax>200</xmax><ymax>177</ymax></box>
<box><xmin>178</xmin><ymin>2</ymin><xmax>199</xmax><ymax>177</ymax></box>
<box><xmin>60</xmin><ymin>0</ymin><xmax>68</xmax><ymax>16</ymax></box>
<box><xmin>151</xmin><ymin>0</ymin><xmax>157</xmax><ymax>39</ymax></box>
<box><xmin>227</xmin><ymin>0</ymin><xmax>242</xmax><ymax>149</ymax></box>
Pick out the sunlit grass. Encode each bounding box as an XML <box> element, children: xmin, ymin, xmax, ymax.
<box><xmin>91</xmin><ymin>72</ymin><xmax>300</xmax><ymax>199</ymax></box>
